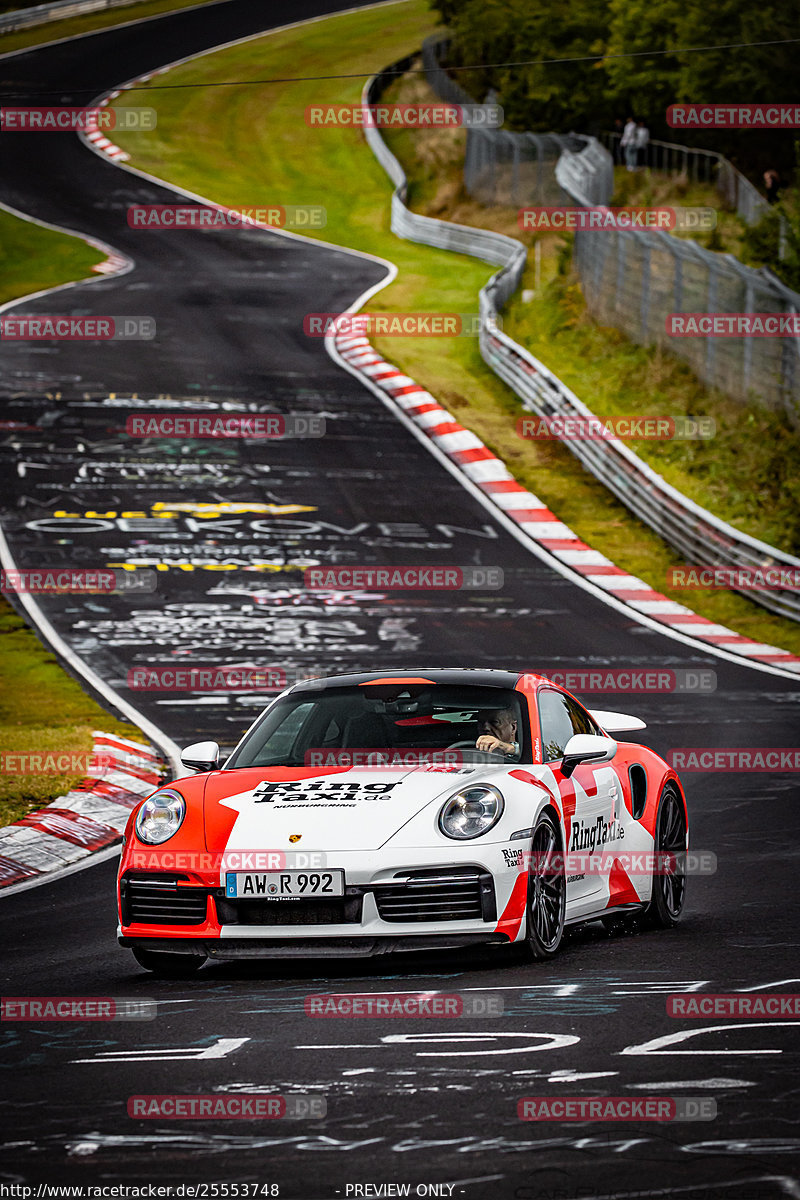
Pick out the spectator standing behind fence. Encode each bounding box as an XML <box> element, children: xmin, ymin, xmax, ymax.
<box><xmin>764</xmin><ymin>169</ymin><xmax>781</xmax><ymax>204</ymax></box>
<box><xmin>635</xmin><ymin>119</ymin><xmax>649</xmax><ymax>170</ymax></box>
<box><xmin>621</xmin><ymin>116</ymin><xmax>637</xmax><ymax>171</ymax></box>
<box><xmin>613</xmin><ymin>117</ymin><xmax>624</xmax><ymax>163</ymax></box>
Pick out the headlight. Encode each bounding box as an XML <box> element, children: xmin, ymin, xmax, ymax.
<box><xmin>438</xmin><ymin>784</ymin><xmax>504</xmax><ymax>840</ymax></box>
<box><xmin>134</xmin><ymin>788</ymin><xmax>186</xmax><ymax>845</ymax></box>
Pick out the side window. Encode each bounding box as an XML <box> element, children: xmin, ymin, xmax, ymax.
<box><xmin>537</xmin><ymin>690</ymin><xmax>598</xmax><ymax>761</ymax></box>
<box><xmin>538</xmin><ymin>690</ymin><xmax>576</xmax><ymax>762</ymax></box>
<box><xmin>564</xmin><ymin>697</ymin><xmax>599</xmax><ymax>737</ymax></box>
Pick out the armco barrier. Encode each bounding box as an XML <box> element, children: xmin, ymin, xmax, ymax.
<box><xmin>363</xmin><ymin>59</ymin><xmax>800</xmax><ymax>623</ymax></box>
<box><xmin>0</xmin><ymin>0</ymin><xmax>152</xmax><ymax>34</ymax></box>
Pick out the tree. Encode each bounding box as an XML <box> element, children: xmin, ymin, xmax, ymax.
<box><xmin>430</xmin><ymin>0</ymin><xmax>610</xmax><ymax>131</ymax></box>
<box><xmin>602</xmin><ymin>0</ymin><xmax>684</xmax><ymax>129</ymax></box>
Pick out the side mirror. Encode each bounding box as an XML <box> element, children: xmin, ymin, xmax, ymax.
<box><xmin>180</xmin><ymin>740</ymin><xmax>221</xmax><ymax>773</ymax></box>
<box><xmin>561</xmin><ymin>733</ymin><xmax>617</xmax><ymax>779</ymax></box>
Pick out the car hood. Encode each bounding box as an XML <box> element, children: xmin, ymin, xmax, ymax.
<box><xmin>203</xmin><ymin>764</ymin><xmax>506</xmax><ymax>852</ymax></box>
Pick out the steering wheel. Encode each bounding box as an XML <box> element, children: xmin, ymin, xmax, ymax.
<box><xmin>446</xmin><ymin>739</ymin><xmax>504</xmax><ymax>756</ymax></box>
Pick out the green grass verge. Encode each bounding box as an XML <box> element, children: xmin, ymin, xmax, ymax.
<box><xmin>107</xmin><ymin>1</ymin><xmax>800</xmax><ymax>657</ymax></box>
<box><xmin>607</xmin><ymin>167</ymin><xmax>749</xmax><ymax>257</ymax></box>
<box><xmin>0</xmin><ymin>0</ymin><xmax>223</xmax><ymax>56</ymax></box>
<box><xmin>0</xmin><ymin>600</ymin><xmax>149</xmax><ymax>825</ymax></box>
<box><xmin>0</xmin><ymin>208</ymin><xmax>103</xmax><ymax>307</ymax></box>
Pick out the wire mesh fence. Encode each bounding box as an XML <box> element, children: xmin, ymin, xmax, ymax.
<box><xmin>423</xmin><ymin>37</ymin><xmax>800</xmax><ymax>419</ymax></box>
<box><xmin>421</xmin><ymin>37</ymin><xmax>583</xmax><ymax>209</ymax></box>
<box><xmin>602</xmin><ymin>130</ymin><xmax>780</xmax><ymax>230</ymax></box>
<box><xmin>567</xmin><ymin>187</ymin><xmax>799</xmax><ymax>417</ymax></box>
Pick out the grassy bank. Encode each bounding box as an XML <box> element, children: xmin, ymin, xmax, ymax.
<box><xmin>0</xmin><ymin>208</ymin><xmax>103</xmax><ymax>306</ymax></box>
<box><xmin>0</xmin><ymin>601</ymin><xmax>149</xmax><ymax>825</ymax></box>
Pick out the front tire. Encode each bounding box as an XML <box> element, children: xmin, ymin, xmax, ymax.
<box><xmin>132</xmin><ymin>947</ymin><xmax>207</xmax><ymax>978</ymax></box>
<box><xmin>644</xmin><ymin>783</ymin><xmax>687</xmax><ymax>928</ymax></box>
<box><xmin>524</xmin><ymin>812</ymin><xmax>566</xmax><ymax>959</ymax></box>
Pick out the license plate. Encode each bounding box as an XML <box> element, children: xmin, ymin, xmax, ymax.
<box><xmin>225</xmin><ymin>870</ymin><xmax>345</xmax><ymax>900</ymax></box>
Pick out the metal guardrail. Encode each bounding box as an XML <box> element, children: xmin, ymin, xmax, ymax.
<box><xmin>0</xmin><ymin>0</ymin><xmax>151</xmax><ymax>33</ymax></box>
<box><xmin>554</xmin><ymin>138</ymin><xmax>614</xmax><ymax>208</ymax></box>
<box><xmin>363</xmin><ymin>59</ymin><xmax>800</xmax><ymax>623</ymax></box>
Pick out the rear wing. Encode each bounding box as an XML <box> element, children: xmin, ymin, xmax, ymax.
<box><xmin>589</xmin><ymin>709</ymin><xmax>647</xmax><ymax>733</ymax></box>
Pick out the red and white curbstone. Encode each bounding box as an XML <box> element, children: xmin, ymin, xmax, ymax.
<box><xmin>92</xmin><ymin>252</ymin><xmax>129</xmax><ymax>274</ymax></box>
<box><xmin>335</xmin><ymin>333</ymin><xmax>800</xmax><ymax>675</ymax></box>
<box><xmin>0</xmin><ymin>732</ymin><xmax>161</xmax><ymax>890</ymax></box>
<box><xmin>85</xmin><ymin>99</ymin><xmax>129</xmax><ymax>161</ymax></box>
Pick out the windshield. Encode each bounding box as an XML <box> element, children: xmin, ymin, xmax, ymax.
<box><xmin>226</xmin><ymin>684</ymin><xmax>530</xmax><ymax>768</ymax></box>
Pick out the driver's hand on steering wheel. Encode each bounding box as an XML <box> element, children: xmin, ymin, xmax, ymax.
<box><xmin>476</xmin><ymin>734</ymin><xmax>515</xmax><ymax>754</ymax></box>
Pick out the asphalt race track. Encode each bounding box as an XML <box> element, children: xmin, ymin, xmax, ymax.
<box><xmin>0</xmin><ymin>1</ymin><xmax>799</xmax><ymax>1196</ymax></box>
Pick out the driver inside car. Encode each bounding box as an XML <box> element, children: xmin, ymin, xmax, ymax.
<box><xmin>475</xmin><ymin>707</ymin><xmax>519</xmax><ymax>757</ymax></box>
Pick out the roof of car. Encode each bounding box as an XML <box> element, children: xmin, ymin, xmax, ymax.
<box><xmin>290</xmin><ymin>667</ymin><xmax>525</xmax><ymax>692</ymax></box>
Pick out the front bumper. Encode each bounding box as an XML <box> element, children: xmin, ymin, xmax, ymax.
<box><xmin>118</xmin><ymin>845</ymin><xmax>528</xmax><ymax>953</ymax></box>
<box><xmin>118</xmin><ymin>932</ymin><xmax>511</xmax><ymax>958</ymax></box>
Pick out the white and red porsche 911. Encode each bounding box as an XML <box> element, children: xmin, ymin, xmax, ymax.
<box><xmin>118</xmin><ymin>669</ymin><xmax>688</xmax><ymax>976</ymax></box>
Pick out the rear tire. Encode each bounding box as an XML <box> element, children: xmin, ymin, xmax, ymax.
<box><xmin>132</xmin><ymin>947</ymin><xmax>207</xmax><ymax>978</ymax></box>
<box><xmin>643</xmin><ymin>783</ymin><xmax>687</xmax><ymax>928</ymax></box>
<box><xmin>524</xmin><ymin>812</ymin><xmax>566</xmax><ymax>959</ymax></box>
